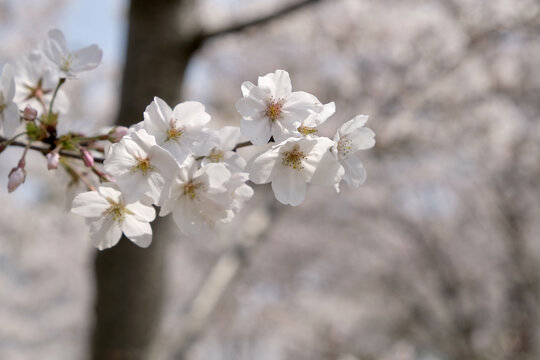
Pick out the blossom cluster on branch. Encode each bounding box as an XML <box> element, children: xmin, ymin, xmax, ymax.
<box><xmin>0</xmin><ymin>29</ymin><xmax>375</xmax><ymax>250</ymax></box>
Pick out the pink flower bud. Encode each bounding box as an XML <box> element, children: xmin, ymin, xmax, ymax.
<box><xmin>8</xmin><ymin>166</ymin><xmax>26</xmax><ymax>193</ymax></box>
<box><xmin>22</xmin><ymin>105</ymin><xmax>38</xmax><ymax>121</ymax></box>
<box><xmin>46</xmin><ymin>151</ymin><xmax>60</xmax><ymax>170</ymax></box>
<box><xmin>81</xmin><ymin>148</ymin><xmax>94</xmax><ymax>167</ymax></box>
<box><xmin>109</xmin><ymin>126</ymin><xmax>129</xmax><ymax>142</ymax></box>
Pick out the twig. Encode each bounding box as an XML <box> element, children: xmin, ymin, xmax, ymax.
<box><xmin>201</xmin><ymin>0</ymin><xmax>323</xmax><ymax>41</ymax></box>
<box><xmin>0</xmin><ymin>137</ymin><xmax>105</xmax><ymax>163</ymax></box>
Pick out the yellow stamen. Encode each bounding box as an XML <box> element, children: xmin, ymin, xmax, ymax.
<box><xmin>282</xmin><ymin>144</ymin><xmax>306</xmax><ymax>170</ymax></box>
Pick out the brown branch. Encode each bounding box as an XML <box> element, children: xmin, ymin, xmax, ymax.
<box><xmin>201</xmin><ymin>0</ymin><xmax>324</xmax><ymax>41</ymax></box>
<box><xmin>0</xmin><ymin>137</ymin><xmax>105</xmax><ymax>163</ymax></box>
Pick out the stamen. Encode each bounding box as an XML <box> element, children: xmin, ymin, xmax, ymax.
<box><xmin>104</xmin><ymin>203</ymin><xmax>126</xmax><ymax>223</ymax></box>
<box><xmin>132</xmin><ymin>157</ymin><xmax>154</xmax><ymax>175</ymax></box>
<box><xmin>282</xmin><ymin>144</ymin><xmax>306</xmax><ymax>170</ymax></box>
<box><xmin>208</xmin><ymin>148</ymin><xmax>224</xmax><ymax>163</ymax></box>
<box><xmin>166</xmin><ymin>119</ymin><xmax>184</xmax><ymax>141</ymax></box>
<box><xmin>337</xmin><ymin>137</ymin><xmax>353</xmax><ymax>159</ymax></box>
<box><xmin>265</xmin><ymin>97</ymin><xmax>285</xmax><ymax>122</ymax></box>
<box><xmin>298</xmin><ymin>125</ymin><xmax>318</xmax><ymax>136</ymax></box>
<box><xmin>183</xmin><ymin>181</ymin><xmax>203</xmax><ymax>200</ymax></box>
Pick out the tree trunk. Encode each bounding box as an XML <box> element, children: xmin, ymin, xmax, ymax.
<box><xmin>92</xmin><ymin>0</ymin><xmax>201</xmax><ymax>359</ymax></box>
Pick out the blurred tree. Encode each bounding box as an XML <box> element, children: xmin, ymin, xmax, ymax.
<box><xmin>91</xmin><ymin>1</ymin><xmax>322</xmax><ymax>359</ymax></box>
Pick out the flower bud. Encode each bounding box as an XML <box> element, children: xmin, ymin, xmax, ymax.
<box><xmin>109</xmin><ymin>126</ymin><xmax>128</xmax><ymax>142</ymax></box>
<box><xmin>8</xmin><ymin>161</ymin><xmax>26</xmax><ymax>193</ymax></box>
<box><xmin>81</xmin><ymin>148</ymin><xmax>94</xmax><ymax>167</ymax></box>
<box><xmin>22</xmin><ymin>105</ymin><xmax>38</xmax><ymax>121</ymax></box>
<box><xmin>46</xmin><ymin>151</ymin><xmax>60</xmax><ymax>170</ymax></box>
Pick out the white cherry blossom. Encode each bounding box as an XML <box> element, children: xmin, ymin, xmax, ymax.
<box><xmin>333</xmin><ymin>115</ymin><xmax>375</xmax><ymax>188</ymax></box>
<box><xmin>71</xmin><ymin>185</ymin><xmax>155</xmax><ymax>250</ymax></box>
<box><xmin>40</xmin><ymin>29</ymin><xmax>102</xmax><ymax>78</ymax></box>
<box><xmin>224</xmin><ymin>172</ymin><xmax>254</xmax><ymax>215</ymax></box>
<box><xmin>298</xmin><ymin>102</ymin><xmax>335</xmax><ymax>136</ymax></box>
<box><xmin>202</xmin><ymin>126</ymin><xmax>246</xmax><ymax>173</ymax></box>
<box><xmin>159</xmin><ymin>158</ymin><xmax>235</xmax><ymax>235</ymax></box>
<box><xmin>14</xmin><ymin>52</ymin><xmax>69</xmax><ymax>114</ymax></box>
<box><xmin>247</xmin><ymin>136</ymin><xmax>341</xmax><ymax>206</ymax></box>
<box><xmin>143</xmin><ymin>96</ymin><xmax>215</xmax><ymax>164</ymax></box>
<box><xmin>236</xmin><ymin>69</ymin><xmax>324</xmax><ymax>145</ymax></box>
<box><xmin>0</xmin><ymin>64</ymin><xmax>20</xmax><ymax>137</ymax></box>
<box><xmin>104</xmin><ymin>129</ymin><xmax>179</xmax><ymax>204</ymax></box>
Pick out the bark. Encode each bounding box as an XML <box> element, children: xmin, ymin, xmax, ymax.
<box><xmin>92</xmin><ymin>1</ymin><xmax>201</xmax><ymax>359</ymax></box>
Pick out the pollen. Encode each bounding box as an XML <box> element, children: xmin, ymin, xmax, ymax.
<box><xmin>337</xmin><ymin>137</ymin><xmax>353</xmax><ymax>159</ymax></box>
<box><xmin>183</xmin><ymin>181</ymin><xmax>203</xmax><ymax>200</ymax></box>
<box><xmin>166</xmin><ymin>126</ymin><xmax>184</xmax><ymax>141</ymax></box>
<box><xmin>265</xmin><ymin>97</ymin><xmax>285</xmax><ymax>122</ymax></box>
<box><xmin>132</xmin><ymin>156</ymin><xmax>154</xmax><ymax>175</ymax></box>
<box><xmin>282</xmin><ymin>144</ymin><xmax>306</xmax><ymax>170</ymax></box>
<box><xmin>104</xmin><ymin>203</ymin><xmax>126</xmax><ymax>223</ymax></box>
<box><xmin>298</xmin><ymin>125</ymin><xmax>318</xmax><ymax>136</ymax></box>
<box><xmin>208</xmin><ymin>148</ymin><xmax>224</xmax><ymax>163</ymax></box>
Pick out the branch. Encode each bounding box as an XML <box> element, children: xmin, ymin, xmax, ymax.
<box><xmin>0</xmin><ymin>137</ymin><xmax>105</xmax><ymax>163</ymax></box>
<box><xmin>201</xmin><ymin>0</ymin><xmax>323</xmax><ymax>41</ymax></box>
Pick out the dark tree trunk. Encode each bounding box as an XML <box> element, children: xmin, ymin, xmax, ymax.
<box><xmin>92</xmin><ymin>0</ymin><xmax>201</xmax><ymax>359</ymax></box>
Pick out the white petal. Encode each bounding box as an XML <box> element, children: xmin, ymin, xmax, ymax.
<box><xmin>218</xmin><ymin>126</ymin><xmax>242</xmax><ymax>151</ymax></box>
<box><xmin>2</xmin><ymin>102</ymin><xmax>20</xmax><ymax>137</ymax></box>
<box><xmin>283</xmin><ymin>91</ymin><xmax>323</xmax><ymax>118</ymax></box>
<box><xmin>241</xmin><ymin>81</ymin><xmax>255</xmax><ymax>97</ymax></box>
<box><xmin>71</xmin><ymin>191</ymin><xmax>110</xmax><ymax>218</ymax></box>
<box><xmin>122</xmin><ymin>216</ymin><xmax>153</xmax><ymax>248</ymax></box>
<box><xmin>70</xmin><ymin>44</ymin><xmax>102</xmax><ymax>72</ymax></box>
<box><xmin>347</xmin><ymin>127</ymin><xmax>376</xmax><ymax>152</ymax></box>
<box><xmin>258</xmin><ymin>70</ymin><xmax>292</xmax><ymax>99</ymax></box>
<box><xmin>235</xmin><ymin>96</ymin><xmax>265</xmax><ymax>119</ymax></box>
<box><xmin>246</xmin><ymin>147</ymin><xmax>280</xmax><ymax>183</ymax></box>
<box><xmin>173</xmin><ymin>101</ymin><xmax>210</xmax><ymax>127</ymax></box>
<box><xmin>172</xmin><ymin>198</ymin><xmax>205</xmax><ymax>235</ymax></box>
<box><xmin>338</xmin><ymin>115</ymin><xmax>369</xmax><ymax>136</ymax></box>
<box><xmin>1</xmin><ymin>64</ymin><xmax>15</xmax><ymax>101</ymax></box>
<box><xmin>342</xmin><ymin>154</ymin><xmax>367</xmax><ymax>188</ymax></box>
<box><xmin>240</xmin><ymin>117</ymin><xmax>272</xmax><ymax>145</ymax></box>
<box><xmin>271</xmin><ymin>167</ymin><xmax>307</xmax><ymax>206</ymax></box>
<box><xmin>127</xmin><ymin>201</ymin><xmax>156</xmax><ymax>222</ymax></box>
<box><xmin>89</xmin><ymin>218</ymin><xmax>122</xmax><ymax>250</ymax></box>
<box><xmin>202</xmin><ymin>163</ymin><xmax>231</xmax><ymax>189</ymax></box>
<box><xmin>310</xmin><ymin>149</ymin><xmax>344</xmax><ymax>187</ymax></box>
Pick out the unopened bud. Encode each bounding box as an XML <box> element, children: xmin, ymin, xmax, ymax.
<box><xmin>109</xmin><ymin>126</ymin><xmax>128</xmax><ymax>142</ymax></box>
<box><xmin>8</xmin><ymin>161</ymin><xmax>26</xmax><ymax>193</ymax></box>
<box><xmin>81</xmin><ymin>148</ymin><xmax>94</xmax><ymax>167</ymax></box>
<box><xmin>46</xmin><ymin>151</ymin><xmax>60</xmax><ymax>170</ymax></box>
<box><xmin>23</xmin><ymin>105</ymin><xmax>38</xmax><ymax>121</ymax></box>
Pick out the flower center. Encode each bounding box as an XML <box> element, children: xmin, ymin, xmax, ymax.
<box><xmin>282</xmin><ymin>144</ymin><xmax>306</xmax><ymax>170</ymax></box>
<box><xmin>104</xmin><ymin>203</ymin><xmax>126</xmax><ymax>224</ymax></box>
<box><xmin>166</xmin><ymin>120</ymin><xmax>184</xmax><ymax>141</ymax></box>
<box><xmin>265</xmin><ymin>97</ymin><xmax>285</xmax><ymax>122</ymax></box>
<box><xmin>132</xmin><ymin>157</ymin><xmax>154</xmax><ymax>175</ymax></box>
<box><xmin>337</xmin><ymin>137</ymin><xmax>353</xmax><ymax>159</ymax></box>
<box><xmin>183</xmin><ymin>181</ymin><xmax>203</xmax><ymax>200</ymax></box>
<box><xmin>298</xmin><ymin>125</ymin><xmax>318</xmax><ymax>136</ymax></box>
<box><xmin>60</xmin><ymin>54</ymin><xmax>73</xmax><ymax>72</ymax></box>
<box><xmin>208</xmin><ymin>148</ymin><xmax>224</xmax><ymax>163</ymax></box>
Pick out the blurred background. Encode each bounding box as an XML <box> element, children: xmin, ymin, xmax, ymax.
<box><xmin>1</xmin><ymin>0</ymin><xmax>540</xmax><ymax>359</ymax></box>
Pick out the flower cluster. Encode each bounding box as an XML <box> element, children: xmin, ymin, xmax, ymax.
<box><xmin>1</xmin><ymin>30</ymin><xmax>375</xmax><ymax>250</ymax></box>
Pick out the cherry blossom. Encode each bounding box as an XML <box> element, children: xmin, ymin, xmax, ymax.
<box><xmin>159</xmin><ymin>158</ymin><xmax>235</xmax><ymax>235</ymax></box>
<box><xmin>103</xmin><ymin>128</ymin><xmax>179</xmax><ymax>203</ymax></box>
<box><xmin>14</xmin><ymin>52</ymin><xmax>69</xmax><ymax>114</ymax></box>
<box><xmin>143</xmin><ymin>97</ymin><xmax>215</xmax><ymax>164</ymax></box>
<box><xmin>0</xmin><ymin>64</ymin><xmax>20</xmax><ymax>137</ymax></box>
<box><xmin>333</xmin><ymin>115</ymin><xmax>376</xmax><ymax>188</ymax></box>
<box><xmin>40</xmin><ymin>29</ymin><xmax>102</xmax><ymax>78</ymax></box>
<box><xmin>236</xmin><ymin>69</ymin><xmax>324</xmax><ymax>145</ymax></box>
<box><xmin>202</xmin><ymin>126</ymin><xmax>246</xmax><ymax>173</ymax></box>
<box><xmin>247</xmin><ymin>136</ymin><xmax>341</xmax><ymax>206</ymax></box>
<box><xmin>71</xmin><ymin>185</ymin><xmax>155</xmax><ymax>250</ymax></box>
